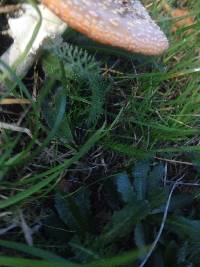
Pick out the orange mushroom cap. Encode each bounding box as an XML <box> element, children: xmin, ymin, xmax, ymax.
<box><xmin>42</xmin><ymin>0</ymin><xmax>169</xmax><ymax>55</ymax></box>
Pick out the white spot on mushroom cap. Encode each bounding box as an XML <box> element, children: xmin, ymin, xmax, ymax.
<box><xmin>42</xmin><ymin>0</ymin><xmax>169</xmax><ymax>55</ymax></box>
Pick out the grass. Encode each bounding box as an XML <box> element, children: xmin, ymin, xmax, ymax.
<box><xmin>0</xmin><ymin>0</ymin><xmax>200</xmax><ymax>266</ymax></box>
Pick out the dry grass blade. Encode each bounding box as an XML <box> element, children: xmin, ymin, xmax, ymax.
<box><xmin>0</xmin><ymin>122</ymin><xmax>33</xmax><ymax>138</ymax></box>
<box><xmin>0</xmin><ymin>98</ymin><xmax>31</xmax><ymax>105</ymax></box>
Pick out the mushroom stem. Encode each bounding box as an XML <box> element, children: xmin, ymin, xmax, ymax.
<box><xmin>0</xmin><ymin>4</ymin><xmax>67</xmax><ymax>79</ymax></box>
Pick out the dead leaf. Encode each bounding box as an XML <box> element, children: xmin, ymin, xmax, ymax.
<box><xmin>171</xmin><ymin>8</ymin><xmax>194</xmax><ymax>33</ymax></box>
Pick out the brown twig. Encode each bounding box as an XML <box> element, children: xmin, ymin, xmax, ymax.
<box><xmin>155</xmin><ymin>156</ymin><xmax>194</xmax><ymax>166</ymax></box>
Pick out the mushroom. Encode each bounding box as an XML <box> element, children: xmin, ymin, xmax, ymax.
<box><xmin>0</xmin><ymin>1</ymin><xmax>169</xmax><ymax>81</ymax></box>
<box><xmin>42</xmin><ymin>0</ymin><xmax>169</xmax><ymax>55</ymax></box>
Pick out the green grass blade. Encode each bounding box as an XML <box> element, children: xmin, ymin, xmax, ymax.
<box><xmin>83</xmin><ymin>248</ymin><xmax>147</xmax><ymax>267</ymax></box>
<box><xmin>0</xmin><ymin>123</ymin><xmax>106</xmax><ymax>209</ymax></box>
<box><xmin>0</xmin><ymin>257</ymin><xmax>79</xmax><ymax>267</ymax></box>
<box><xmin>0</xmin><ymin>240</ymin><xmax>65</xmax><ymax>262</ymax></box>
